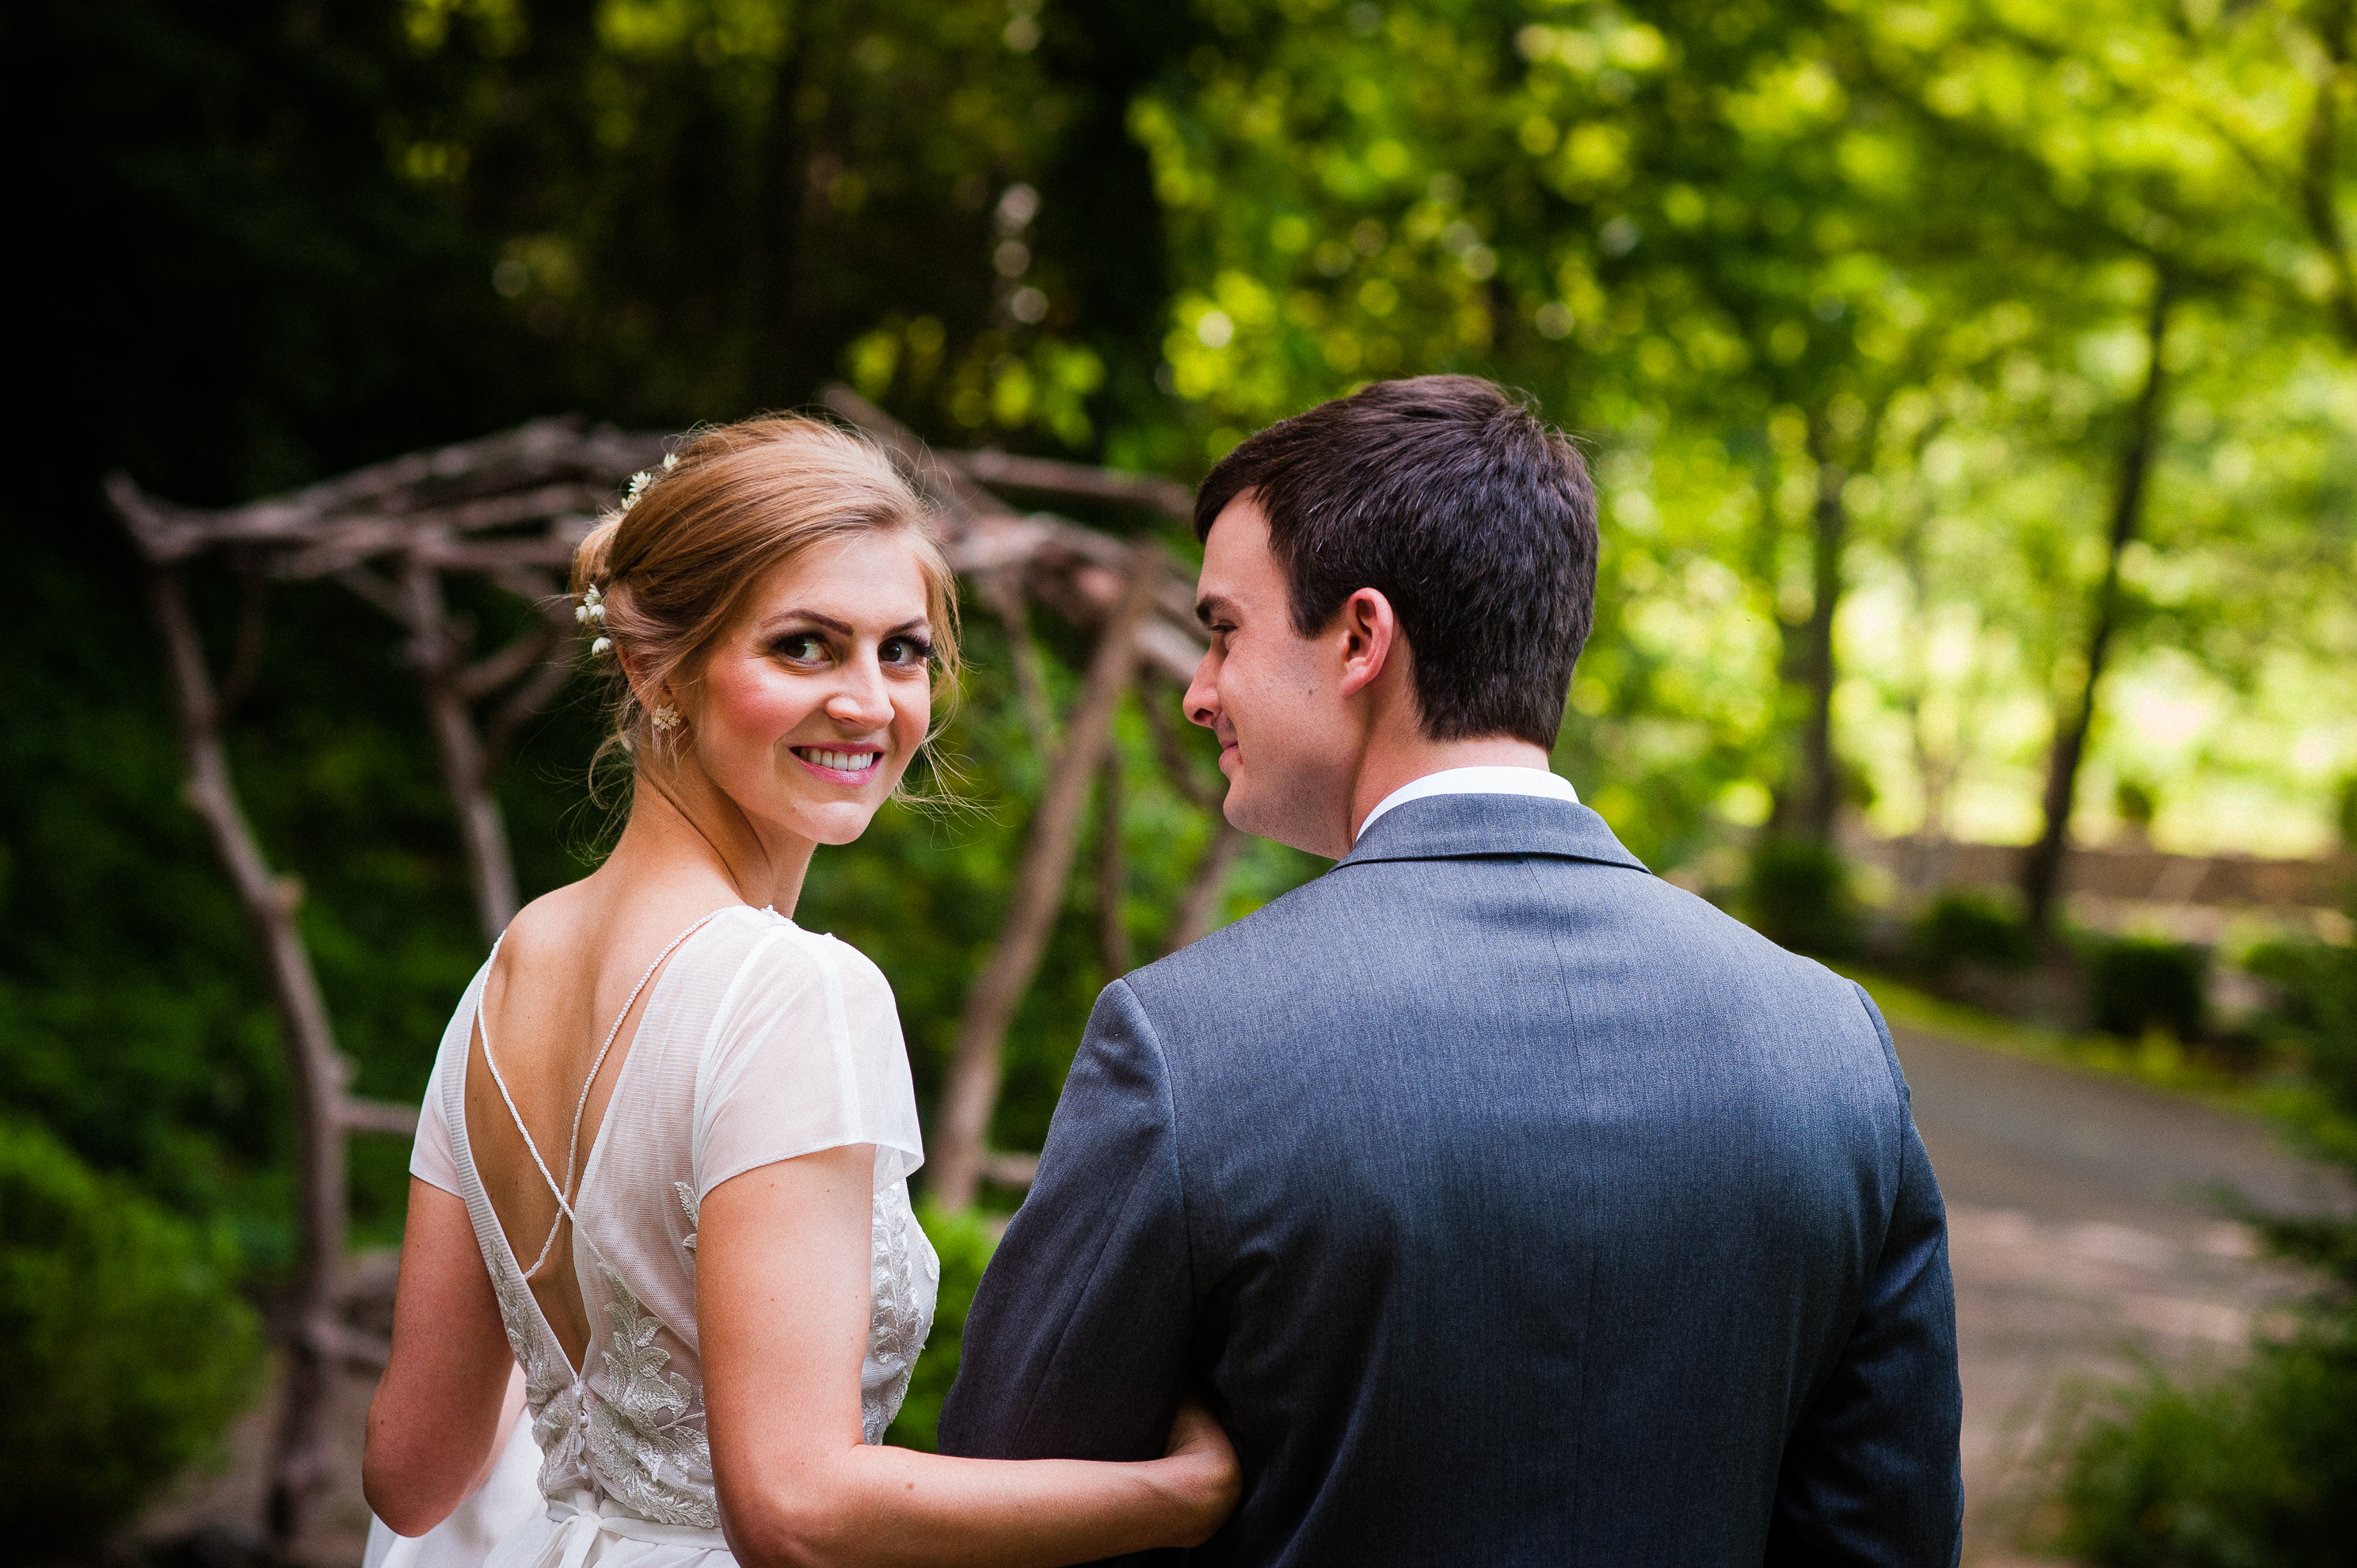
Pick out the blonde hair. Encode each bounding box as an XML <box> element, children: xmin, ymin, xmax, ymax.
<box><xmin>569</xmin><ymin>414</ymin><xmax>961</xmax><ymax>787</ymax></box>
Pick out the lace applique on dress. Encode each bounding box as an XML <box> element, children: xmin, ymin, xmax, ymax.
<box><xmin>862</xmin><ymin>1181</ymin><xmax>936</xmax><ymax>1444</ymax></box>
<box><xmin>586</xmin><ymin>1269</ymin><xmax>717</xmax><ymax>1527</ymax></box>
<box><xmin>674</xmin><ymin>1182</ymin><xmax>699</xmax><ymax>1252</ymax></box>
<box><xmin>485</xmin><ymin>1246</ymin><xmax>585</xmax><ymax>1496</ymax></box>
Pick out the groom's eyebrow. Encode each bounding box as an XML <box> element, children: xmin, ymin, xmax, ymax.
<box><xmin>1196</xmin><ymin>592</ymin><xmax>1239</xmax><ymax>626</ymax></box>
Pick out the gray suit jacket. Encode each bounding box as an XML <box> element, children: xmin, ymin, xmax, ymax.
<box><xmin>939</xmin><ymin>794</ymin><xmax>1962</xmax><ymax>1566</ymax></box>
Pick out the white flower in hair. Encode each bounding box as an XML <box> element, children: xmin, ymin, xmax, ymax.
<box><xmin>591</xmin><ymin>637</ymin><xmax>614</xmax><ymax>657</ymax></box>
<box><xmin>576</xmin><ymin>584</ymin><xmax>606</xmax><ymax>625</ymax></box>
<box><xmin>620</xmin><ymin>469</ymin><xmax>656</xmax><ymax>512</ymax></box>
<box><xmin>661</xmin><ymin>451</ymin><xmax>680</xmax><ymax>471</ymax></box>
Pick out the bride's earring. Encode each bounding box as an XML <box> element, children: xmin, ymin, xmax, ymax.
<box><xmin>651</xmin><ymin>704</ymin><xmax>682</xmax><ymax>733</ymax></box>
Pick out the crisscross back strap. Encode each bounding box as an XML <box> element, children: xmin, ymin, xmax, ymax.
<box><xmin>478</xmin><ymin>910</ymin><xmax>725</xmax><ymax>1276</ymax></box>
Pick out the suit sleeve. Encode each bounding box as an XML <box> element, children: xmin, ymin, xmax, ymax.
<box><xmin>938</xmin><ymin>978</ymin><xmax>1195</xmax><ymax>1465</ymax></box>
<box><xmin>1766</xmin><ymin>984</ymin><xmax>1964</xmax><ymax>1568</ymax></box>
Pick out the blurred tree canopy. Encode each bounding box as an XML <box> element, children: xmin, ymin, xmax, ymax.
<box><xmin>5</xmin><ymin>0</ymin><xmax>2353</xmax><ymax>1297</ymax></box>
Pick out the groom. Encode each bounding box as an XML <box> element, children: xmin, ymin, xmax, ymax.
<box><xmin>940</xmin><ymin>375</ymin><xmax>1962</xmax><ymax>1564</ymax></box>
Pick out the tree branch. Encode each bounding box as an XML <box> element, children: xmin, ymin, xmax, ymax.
<box><xmin>932</xmin><ymin>548</ymin><xmax>1164</xmax><ymax>1209</ymax></box>
<box><xmin>944</xmin><ymin>447</ymin><xmax>1196</xmax><ymax>519</ymax></box>
<box><xmin>981</xmin><ymin>572</ymin><xmax>1059</xmax><ymax>760</ymax></box>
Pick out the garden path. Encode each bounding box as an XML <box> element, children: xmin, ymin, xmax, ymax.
<box><xmin>1898</xmin><ymin>1025</ymin><xmax>2347</xmax><ymax>1565</ymax></box>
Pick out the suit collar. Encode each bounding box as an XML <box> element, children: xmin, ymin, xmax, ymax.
<box><xmin>1336</xmin><ymin>792</ymin><xmax>1651</xmax><ymax>873</ymax></box>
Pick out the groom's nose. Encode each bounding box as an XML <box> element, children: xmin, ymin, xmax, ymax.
<box><xmin>1184</xmin><ymin>649</ymin><xmax>1220</xmax><ymax>729</ymax></box>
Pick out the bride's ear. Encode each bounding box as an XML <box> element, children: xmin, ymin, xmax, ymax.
<box><xmin>616</xmin><ymin>647</ymin><xmax>660</xmax><ymax>713</ymax></box>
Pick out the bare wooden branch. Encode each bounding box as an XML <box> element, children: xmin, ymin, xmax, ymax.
<box><xmin>217</xmin><ymin>565</ymin><xmax>271</xmax><ymax>717</ymax></box>
<box><xmin>819</xmin><ymin>383</ymin><xmax>1003</xmax><ymax>523</ymax></box>
<box><xmin>1098</xmin><ymin>749</ymin><xmax>1129</xmax><ymax>976</ymax></box>
<box><xmin>978</xmin><ymin>1151</ymin><xmax>1041</xmax><ymax>1189</ymax></box>
<box><xmin>303</xmin><ymin>1316</ymin><xmax>394</xmax><ymax>1373</ymax></box>
<box><xmin>483</xmin><ymin>641</ymin><xmax>581</xmax><ymax>767</ymax></box>
<box><xmin>337</xmin><ymin>1248</ymin><xmax>403</xmax><ymax>1308</ymax></box>
<box><xmin>945</xmin><ymin>447</ymin><xmax>1196</xmax><ymax>519</ymax></box>
<box><xmin>341</xmin><ymin>1097</ymin><xmax>422</xmax><ymax>1136</ymax></box>
<box><xmin>139</xmin><ymin>565</ymin><xmax>352</xmax><ymax>1551</ymax></box>
<box><xmin>932</xmin><ymin>548</ymin><xmax>1164</xmax><ymax>1209</ymax></box>
<box><xmin>459</xmin><ymin>618</ymin><xmax>565</xmax><ymax>701</ymax></box>
<box><xmin>981</xmin><ymin>573</ymin><xmax>1059</xmax><ymax>759</ymax></box>
<box><xmin>1163</xmin><ymin>822</ymin><xmax>1249</xmax><ymax>958</ymax></box>
<box><xmin>1141</xmin><ymin>678</ymin><xmax>1224</xmax><ymax>810</ymax></box>
<box><xmin>332</xmin><ymin>564</ymin><xmax>409</xmax><ymax>621</ymax></box>
<box><xmin>404</xmin><ymin>560</ymin><xmax>522</xmax><ymax>942</ymax></box>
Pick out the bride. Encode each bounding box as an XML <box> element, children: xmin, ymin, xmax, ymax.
<box><xmin>363</xmin><ymin>416</ymin><xmax>1238</xmax><ymax>1568</ymax></box>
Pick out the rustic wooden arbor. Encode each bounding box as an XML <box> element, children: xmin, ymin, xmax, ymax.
<box><xmin>109</xmin><ymin>393</ymin><xmax>1231</xmax><ymax>1551</ymax></box>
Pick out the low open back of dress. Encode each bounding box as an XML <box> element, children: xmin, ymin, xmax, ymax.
<box><xmin>404</xmin><ymin>904</ymin><xmax>940</xmax><ymax>1566</ymax></box>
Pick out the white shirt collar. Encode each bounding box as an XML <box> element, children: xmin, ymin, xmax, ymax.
<box><xmin>1355</xmin><ymin>766</ymin><xmax>1580</xmax><ymax>841</ymax></box>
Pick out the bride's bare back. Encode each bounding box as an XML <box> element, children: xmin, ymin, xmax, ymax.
<box><xmin>464</xmin><ymin>885</ymin><xmax>724</xmax><ymax>1372</ymax></box>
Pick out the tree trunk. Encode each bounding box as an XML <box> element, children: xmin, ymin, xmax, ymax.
<box><xmin>2300</xmin><ymin>2</ymin><xmax>2357</xmax><ymax>350</ymax></box>
<box><xmin>932</xmin><ymin>547</ymin><xmax>1163</xmax><ymax>1208</ymax></box>
<box><xmin>1161</xmin><ymin>821</ymin><xmax>1247</xmax><ymax>957</ymax></box>
<box><xmin>2022</xmin><ymin>271</ymin><xmax>2175</xmax><ymax>940</ymax></box>
<box><xmin>147</xmin><ymin>571</ymin><xmax>351</xmax><ymax>1553</ymax></box>
<box><xmin>1790</xmin><ymin>415</ymin><xmax>1850</xmax><ymax>844</ymax></box>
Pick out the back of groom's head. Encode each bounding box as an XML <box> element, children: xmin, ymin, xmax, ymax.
<box><xmin>1194</xmin><ymin>375</ymin><xmax>1597</xmax><ymax>748</ymax></box>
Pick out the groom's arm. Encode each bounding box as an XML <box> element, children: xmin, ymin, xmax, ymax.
<box><xmin>939</xmin><ymin>979</ymin><xmax>1195</xmax><ymax>1463</ymax></box>
<box><xmin>1765</xmin><ymin>986</ymin><xmax>1964</xmax><ymax>1567</ymax></box>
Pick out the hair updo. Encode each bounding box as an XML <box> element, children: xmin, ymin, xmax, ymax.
<box><xmin>569</xmin><ymin>414</ymin><xmax>961</xmax><ymax>776</ymax></box>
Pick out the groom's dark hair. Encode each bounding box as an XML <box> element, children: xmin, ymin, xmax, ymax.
<box><xmin>1194</xmin><ymin>375</ymin><xmax>1597</xmax><ymax>748</ymax></box>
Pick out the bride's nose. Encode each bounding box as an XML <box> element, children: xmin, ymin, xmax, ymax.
<box><xmin>822</xmin><ymin>654</ymin><xmax>894</xmax><ymax>729</ymax></box>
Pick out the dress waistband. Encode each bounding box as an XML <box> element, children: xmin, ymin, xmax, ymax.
<box><xmin>526</xmin><ymin>1493</ymin><xmax>730</xmax><ymax>1568</ymax></box>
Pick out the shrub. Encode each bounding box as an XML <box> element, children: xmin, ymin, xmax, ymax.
<box><xmin>2057</xmin><ymin>904</ymin><xmax>2355</xmax><ymax>1566</ymax></box>
<box><xmin>0</xmin><ymin>1117</ymin><xmax>265</xmax><ymax>1552</ymax></box>
<box><xmin>2087</xmin><ymin>937</ymin><xmax>2208</xmax><ymax>1041</ymax></box>
<box><xmin>2058</xmin><ymin>1326</ymin><xmax>2357</xmax><ymax>1567</ymax></box>
<box><xmin>885</xmin><ymin>1202</ymin><xmax>1003</xmax><ymax>1452</ymax></box>
<box><xmin>1907</xmin><ymin>889</ymin><xmax>2038</xmax><ymax>979</ymax></box>
<box><xmin>1742</xmin><ymin>835</ymin><xmax>1860</xmax><ymax>957</ymax></box>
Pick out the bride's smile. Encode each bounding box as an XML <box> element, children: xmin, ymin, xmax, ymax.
<box><xmin>672</xmin><ymin>530</ymin><xmax>937</xmax><ymax>850</ymax></box>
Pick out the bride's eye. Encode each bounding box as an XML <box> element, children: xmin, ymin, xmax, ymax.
<box><xmin>880</xmin><ymin>635</ymin><xmax>935</xmax><ymax>668</ymax></box>
<box><xmin>772</xmin><ymin>632</ymin><xmax>829</xmax><ymax>664</ymax></box>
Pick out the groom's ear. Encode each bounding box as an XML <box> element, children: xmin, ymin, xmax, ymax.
<box><xmin>1334</xmin><ymin>587</ymin><xmax>1400</xmax><ymax>700</ymax></box>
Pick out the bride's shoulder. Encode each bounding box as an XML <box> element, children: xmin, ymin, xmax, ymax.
<box><xmin>495</xmin><ymin>881</ymin><xmax>600</xmax><ymax>967</ymax></box>
<box><xmin>705</xmin><ymin>911</ymin><xmax>896</xmax><ymax>1018</ymax></box>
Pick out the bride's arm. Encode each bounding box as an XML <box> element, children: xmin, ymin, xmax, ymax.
<box><xmin>363</xmin><ymin>1178</ymin><xmax>520</xmax><ymax>1535</ymax></box>
<box><xmin>701</xmin><ymin>1146</ymin><xmax>1238</xmax><ymax>1568</ymax></box>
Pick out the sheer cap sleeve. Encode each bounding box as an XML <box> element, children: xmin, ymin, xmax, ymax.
<box><xmin>408</xmin><ymin>957</ymin><xmax>489</xmax><ymax>1198</ymax></box>
<box><xmin>692</xmin><ymin>919</ymin><xmax>925</xmax><ymax>1199</ymax></box>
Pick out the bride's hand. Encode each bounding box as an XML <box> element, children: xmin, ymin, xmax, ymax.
<box><xmin>1159</xmin><ymin>1387</ymin><xmax>1242</xmax><ymax>1546</ymax></box>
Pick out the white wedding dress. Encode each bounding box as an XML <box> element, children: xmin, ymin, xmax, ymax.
<box><xmin>392</xmin><ymin>904</ymin><xmax>939</xmax><ymax>1568</ymax></box>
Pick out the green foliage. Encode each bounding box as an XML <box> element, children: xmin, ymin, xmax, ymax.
<box><xmin>2057</xmin><ymin>1326</ymin><xmax>2357</xmax><ymax>1568</ymax></box>
<box><xmin>1907</xmin><ymin>889</ymin><xmax>2038</xmax><ymax>977</ymax></box>
<box><xmin>883</xmin><ymin>1202</ymin><xmax>1002</xmax><ymax>1453</ymax></box>
<box><xmin>2086</xmin><ymin>936</ymin><xmax>2209</xmax><ymax>1042</ymax></box>
<box><xmin>0</xmin><ymin>1117</ymin><xmax>265</xmax><ymax>1551</ymax></box>
<box><xmin>1742</xmin><ymin>835</ymin><xmax>1860</xmax><ymax>957</ymax></box>
<box><xmin>2058</xmin><ymin>902</ymin><xmax>2357</xmax><ymax>1565</ymax></box>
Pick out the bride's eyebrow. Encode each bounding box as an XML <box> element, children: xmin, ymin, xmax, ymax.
<box><xmin>758</xmin><ymin>611</ymin><xmax>931</xmax><ymax>637</ymax></box>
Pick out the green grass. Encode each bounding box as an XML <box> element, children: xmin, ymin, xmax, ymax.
<box><xmin>1828</xmin><ymin>963</ymin><xmax>2279</xmax><ymax>1117</ymax></box>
